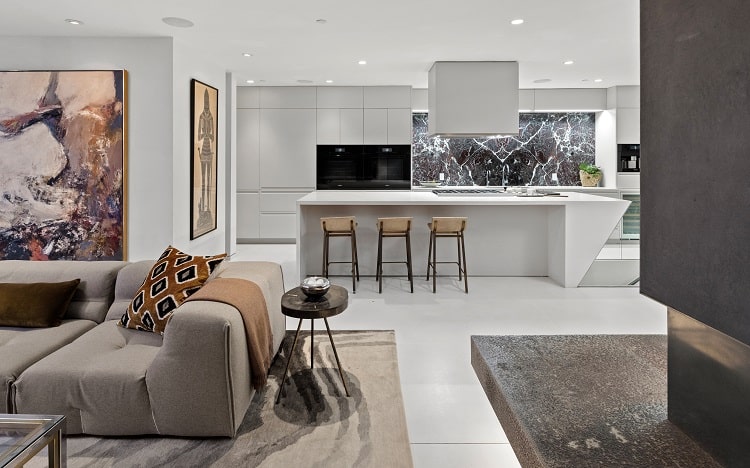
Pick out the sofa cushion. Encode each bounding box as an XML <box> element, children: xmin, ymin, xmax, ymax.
<box><xmin>13</xmin><ymin>321</ymin><xmax>163</xmax><ymax>435</ymax></box>
<box><xmin>118</xmin><ymin>246</ymin><xmax>226</xmax><ymax>334</ymax></box>
<box><xmin>0</xmin><ymin>280</ymin><xmax>80</xmax><ymax>327</ymax></box>
<box><xmin>0</xmin><ymin>320</ymin><xmax>98</xmax><ymax>413</ymax></box>
<box><xmin>0</xmin><ymin>261</ymin><xmax>128</xmax><ymax>323</ymax></box>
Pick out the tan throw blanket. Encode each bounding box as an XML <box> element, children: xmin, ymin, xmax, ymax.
<box><xmin>184</xmin><ymin>277</ymin><xmax>273</xmax><ymax>390</ymax></box>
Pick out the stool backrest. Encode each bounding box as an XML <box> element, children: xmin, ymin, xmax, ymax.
<box><xmin>377</xmin><ymin>217</ymin><xmax>412</xmax><ymax>233</ymax></box>
<box><xmin>431</xmin><ymin>217</ymin><xmax>467</xmax><ymax>233</ymax></box>
<box><xmin>321</xmin><ymin>216</ymin><xmax>356</xmax><ymax>232</ymax></box>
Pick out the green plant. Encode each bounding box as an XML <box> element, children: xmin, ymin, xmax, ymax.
<box><xmin>578</xmin><ymin>163</ymin><xmax>602</xmax><ymax>175</ymax></box>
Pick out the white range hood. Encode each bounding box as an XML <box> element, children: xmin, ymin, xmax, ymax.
<box><xmin>428</xmin><ymin>61</ymin><xmax>519</xmax><ymax>137</ymax></box>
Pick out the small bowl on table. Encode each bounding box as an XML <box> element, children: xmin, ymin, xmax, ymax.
<box><xmin>300</xmin><ymin>276</ymin><xmax>331</xmax><ymax>299</ymax></box>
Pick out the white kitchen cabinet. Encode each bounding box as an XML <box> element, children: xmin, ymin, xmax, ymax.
<box><xmin>340</xmin><ymin>109</ymin><xmax>364</xmax><ymax>144</ymax></box>
<box><xmin>260</xmin><ymin>191</ymin><xmax>311</xmax><ymax>213</ymax></box>
<box><xmin>259</xmin><ymin>213</ymin><xmax>297</xmax><ymax>239</ymax></box>
<box><xmin>317</xmin><ymin>87</ymin><xmax>363</xmax><ymax>108</ymax></box>
<box><xmin>259</xmin><ymin>109</ymin><xmax>317</xmax><ymax>188</ymax></box>
<box><xmin>236</xmin><ymin>192</ymin><xmax>260</xmax><ymax>239</ymax></box>
<box><xmin>616</xmin><ymin>108</ymin><xmax>640</xmax><ymax>144</ymax></box>
<box><xmin>237</xmin><ymin>87</ymin><xmax>260</xmax><ymax>108</ymax></box>
<box><xmin>236</xmin><ymin>109</ymin><xmax>260</xmax><ymax>191</ymax></box>
<box><xmin>363</xmin><ymin>86</ymin><xmax>411</xmax><ymax>108</ymax></box>
<box><xmin>387</xmin><ymin>108</ymin><xmax>413</xmax><ymax>144</ymax></box>
<box><xmin>259</xmin><ymin>87</ymin><xmax>316</xmax><ymax>109</ymax></box>
<box><xmin>316</xmin><ymin>109</ymin><xmax>339</xmax><ymax>144</ymax></box>
<box><xmin>364</xmin><ymin>108</ymin><xmax>388</xmax><ymax>144</ymax></box>
<box><xmin>533</xmin><ymin>89</ymin><xmax>606</xmax><ymax>111</ymax></box>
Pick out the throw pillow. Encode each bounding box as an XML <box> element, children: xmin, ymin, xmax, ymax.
<box><xmin>119</xmin><ymin>246</ymin><xmax>227</xmax><ymax>334</ymax></box>
<box><xmin>0</xmin><ymin>279</ymin><xmax>81</xmax><ymax>327</ymax></box>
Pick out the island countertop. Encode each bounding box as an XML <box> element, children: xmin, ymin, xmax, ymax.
<box><xmin>297</xmin><ymin>190</ymin><xmax>621</xmax><ymax>206</ymax></box>
<box><xmin>296</xmin><ymin>190</ymin><xmax>629</xmax><ymax>288</ymax></box>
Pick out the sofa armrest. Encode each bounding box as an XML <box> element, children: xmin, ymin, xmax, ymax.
<box><xmin>145</xmin><ymin>300</ymin><xmax>252</xmax><ymax>437</ymax></box>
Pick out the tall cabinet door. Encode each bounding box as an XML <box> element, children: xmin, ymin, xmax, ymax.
<box><xmin>387</xmin><ymin>108</ymin><xmax>413</xmax><ymax>144</ymax></box>
<box><xmin>364</xmin><ymin>109</ymin><xmax>388</xmax><ymax>144</ymax></box>
<box><xmin>236</xmin><ymin>109</ymin><xmax>260</xmax><ymax>190</ymax></box>
<box><xmin>340</xmin><ymin>109</ymin><xmax>364</xmax><ymax>144</ymax></box>
<box><xmin>259</xmin><ymin>109</ymin><xmax>317</xmax><ymax>188</ymax></box>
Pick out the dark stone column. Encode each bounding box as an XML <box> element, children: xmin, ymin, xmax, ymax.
<box><xmin>641</xmin><ymin>0</ymin><xmax>750</xmax><ymax>464</ymax></box>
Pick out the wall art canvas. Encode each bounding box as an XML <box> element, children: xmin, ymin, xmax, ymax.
<box><xmin>190</xmin><ymin>79</ymin><xmax>218</xmax><ymax>239</ymax></box>
<box><xmin>0</xmin><ymin>70</ymin><xmax>127</xmax><ymax>260</ymax></box>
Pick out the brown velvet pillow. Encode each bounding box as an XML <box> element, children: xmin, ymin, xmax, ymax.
<box><xmin>0</xmin><ymin>279</ymin><xmax>81</xmax><ymax>328</ymax></box>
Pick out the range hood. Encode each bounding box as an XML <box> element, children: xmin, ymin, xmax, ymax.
<box><xmin>428</xmin><ymin>61</ymin><xmax>519</xmax><ymax>137</ymax></box>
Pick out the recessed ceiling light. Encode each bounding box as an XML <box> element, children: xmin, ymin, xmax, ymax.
<box><xmin>594</xmin><ymin>78</ymin><xmax>603</xmax><ymax>83</ymax></box>
<box><xmin>246</xmin><ymin>80</ymin><xmax>255</xmax><ymax>84</ymax></box>
<box><xmin>358</xmin><ymin>60</ymin><xmax>367</xmax><ymax>65</ymax></box>
<box><xmin>242</xmin><ymin>53</ymin><xmax>253</xmax><ymax>57</ymax></box>
<box><xmin>510</xmin><ymin>19</ymin><xmax>524</xmax><ymax>25</ymax></box>
<box><xmin>315</xmin><ymin>19</ymin><xmax>327</xmax><ymax>24</ymax></box>
<box><xmin>533</xmin><ymin>78</ymin><xmax>552</xmax><ymax>83</ymax></box>
<box><xmin>65</xmin><ymin>19</ymin><xmax>83</xmax><ymax>25</ymax></box>
<box><xmin>563</xmin><ymin>60</ymin><xmax>574</xmax><ymax>65</ymax></box>
<box><xmin>325</xmin><ymin>80</ymin><xmax>334</xmax><ymax>84</ymax></box>
<box><xmin>162</xmin><ymin>17</ymin><xmax>194</xmax><ymax>28</ymax></box>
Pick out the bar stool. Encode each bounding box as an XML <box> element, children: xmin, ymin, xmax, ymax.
<box><xmin>426</xmin><ymin>217</ymin><xmax>468</xmax><ymax>293</ymax></box>
<box><xmin>375</xmin><ymin>217</ymin><xmax>414</xmax><ymax>293</ymax></box>
<box><xmin>321</xmin><ymin>216</ymin><xmax>360</xmax><ymax>293</ymax></box>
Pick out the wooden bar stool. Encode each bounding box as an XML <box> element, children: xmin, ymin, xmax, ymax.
<box><xmin>375</xmin><ymin>217</ymin><xmax>414</xmax><ymax>293</ymax></box>
<box><xmin>426</xmin><ymin>217</ymin><xmax>468</xmax><ymax>293</ymax></box>
<box><xmin>321</xmin><ymin>216</ymin><xmax>360</xmax><ymax>293</ymax></box>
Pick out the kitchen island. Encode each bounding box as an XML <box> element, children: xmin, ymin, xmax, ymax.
<box><xmin>296</xmin><ymin>191</ymin><xmax>629</xmax><ymax>287</ymax></box>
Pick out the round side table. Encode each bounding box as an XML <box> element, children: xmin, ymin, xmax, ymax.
<box><xmin>276</xmin><ymin>285</ymin><xmax>351</xmax><ymax>404</ymax></box>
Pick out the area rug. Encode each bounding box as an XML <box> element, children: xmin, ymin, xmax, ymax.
<box><xmin>55</xmin><ymin>330</ymin><xmax>413</xmax><ymax>468</ymax></box>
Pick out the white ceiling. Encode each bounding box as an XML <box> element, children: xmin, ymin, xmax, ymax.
<box><xmin>0</xmin><ymin>0</ymin><xmax>639</xmax><ymax>89</ymax></box>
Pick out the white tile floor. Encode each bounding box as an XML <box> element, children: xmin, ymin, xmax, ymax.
<box><xmin>234</xmin><ymin>244</ymin><xmax>667</xmax><ymax>468</ymax></box>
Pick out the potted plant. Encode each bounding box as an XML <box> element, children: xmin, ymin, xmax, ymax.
<box><xmin>578</xmin><ymin>163</ymin><xmax>603</xmax><ymax>187</ymax></box>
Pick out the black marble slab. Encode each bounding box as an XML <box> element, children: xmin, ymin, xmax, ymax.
<box><xmin>412</xmin><ymin>113</ymin><xmax>595</xmax><ymax>186</ymax></box>
<box><xmin>471</xmin><ymin>335</ymin><xmax>722</xmax><ymax>467</ymax></box>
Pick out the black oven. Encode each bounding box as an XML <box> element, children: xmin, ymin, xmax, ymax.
<box><xmin>317</xmin><ymin>144</ymin><xmax>411</xmax><ymax>190</ymax></box>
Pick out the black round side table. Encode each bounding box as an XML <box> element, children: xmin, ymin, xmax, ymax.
<box><xmin>276</xmin><ymin>285</ymin><xmax>351</xmax><ymax>404</ymax></box>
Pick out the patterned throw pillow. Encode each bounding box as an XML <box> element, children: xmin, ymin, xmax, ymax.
<box><xmin>119</xmin><ymin>246</ymin><xmax>227</xmax><ymax>334</ymax></box>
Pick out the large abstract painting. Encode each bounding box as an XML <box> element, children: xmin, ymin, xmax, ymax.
<box><xmin>190</xmin><ymin>79</ymin><xmax>218</xmax><ymax>239</ymax></box>
<box><xmin>0</xmin><ymin>70</ymin><xmax>127</xmax><ymax>260</ymax></box>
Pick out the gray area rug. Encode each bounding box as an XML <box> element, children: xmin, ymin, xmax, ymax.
<box><xmin>54</xmin><ymin>330</ymin><xmax>413</xmax><ymax>468</ymax></box>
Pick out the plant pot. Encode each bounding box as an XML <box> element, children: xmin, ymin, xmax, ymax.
<box><xmin>579</xmin><ymin>170</ymin><xmax>602</xmax><ymax>187</ymax></box>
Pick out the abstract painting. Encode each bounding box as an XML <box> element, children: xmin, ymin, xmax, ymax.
<box><xmin>0</xmin><ymin>70</ymin><xmax>127</xmax><ymax>260</ymax></box>
<box><xmin>190</xmin><ymin>79</ymin><xmax>218</xmax><ymax>239</ymax></box>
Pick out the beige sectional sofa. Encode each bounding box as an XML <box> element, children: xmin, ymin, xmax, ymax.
<box><xmin>0</xmin><ymin>259</ymin><xmax>286</xmax><ymax>437</ymax></box>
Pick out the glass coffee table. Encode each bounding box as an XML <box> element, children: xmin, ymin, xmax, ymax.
<box><xmin>0</xmin><ymin>414</ymin><xmax>65</xmax><ymax>467</ymax></box>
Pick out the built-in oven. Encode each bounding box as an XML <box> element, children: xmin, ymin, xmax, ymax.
<box><xmin>316</xmin><ymin>144</ymin><xmax>411</xmax><ymax>190</ymax></box>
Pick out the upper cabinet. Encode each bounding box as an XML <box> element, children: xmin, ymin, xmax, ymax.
<box><xmin>363</xmin><ymin>86</ymin><xmax>411</xmax><ymax>108</ymax></box>
<box><xmin>317</xmin><ymin>87</ymin><xmax>363</xmax><ymax>108</ymax></box>
<box><xmin>609</xmin><ymin>86</ymin><xmax>641</xmax><ymax>144</ymax></box>
<box><xmin>259</xmin><ymin>87</ymin><xmax>316</xmax><ymax>108</ymax></box>
<box><xmin>259</xmin><ymin>109</ymin><xmax>317</xmax><ymax>188</ymax></box>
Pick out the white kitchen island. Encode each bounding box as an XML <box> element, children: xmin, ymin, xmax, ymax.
<box><xmin>296</xmin><ymin>191</ymin><xmax>629</xmax><ymax>287</ymax></box>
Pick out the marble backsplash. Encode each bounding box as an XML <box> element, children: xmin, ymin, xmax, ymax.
<box><xmin>412</xmin><ymin>112</ymin><xmax>596</xmax><ymax>186</ymax></box>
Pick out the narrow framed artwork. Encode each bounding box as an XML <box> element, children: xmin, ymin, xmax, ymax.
<box><xmin>0</xmin><ymin>70</ymin><xmax>128</xmax><ymax>260</ymax></box>
<box><xmin>190</xmin><ymin>79</ymin><xmax>219</xmax><ymax>239</ymax></box>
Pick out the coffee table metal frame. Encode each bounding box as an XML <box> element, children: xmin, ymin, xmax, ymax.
<box><xmin>276</xmin><ymin>285</ymin><xmax>351</xmax><ymax>404</ymax></box>
<box><xmin>0</xmin><ymin>413</ymin><xmax>65</xmax><ymax>468</ymax></box>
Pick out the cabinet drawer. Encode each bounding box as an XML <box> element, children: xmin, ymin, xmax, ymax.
<box><xmin>259</xmin><ymin>213</ymin><xmax>297</xmax><ymax>239</ymax></box>
<box><xmin>260</xmin><ymin>192</ymin><xmax>310</xmax><ymax>212</ymax></box>
<box><xmin>236</xmin><ymin>193</ymin><xmax>260</xmax><ymax>239</ymax></box>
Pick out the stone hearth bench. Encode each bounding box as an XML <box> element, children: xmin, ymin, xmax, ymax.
<box><xmin>470</xmin><ymin>335</ymin><xmax>721</xmax><ymax>467</ymax></box>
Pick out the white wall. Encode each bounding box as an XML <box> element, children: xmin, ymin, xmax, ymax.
<box><xmin>0</xmin><ymin>36</ymin><xmax>174</xmax><ymax>260</ymax></box>
<box><xmin>171</xmin><ymin>39</ymin><xmax>228</xmax><ymax>256</ymax></box>
<box><xmin>595</xmin><ymin>110</ymin><xmax>618</xmax><ymax>188</ymax></box>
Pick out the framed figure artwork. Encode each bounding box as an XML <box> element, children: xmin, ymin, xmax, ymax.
<box><xmin>0</xmin><ymin>70</ymin><xmax>127</xmax><ymax>260</ymax></box>
<box><xmin>190</xmin><ymin>79</ymin><xmax>219</xmax><ymax>239</ymax></box>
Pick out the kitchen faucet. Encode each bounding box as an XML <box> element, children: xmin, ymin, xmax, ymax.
<box><xmin>501</xmin><ymin>164</ymin><xmax>510</xmax><ymax>186</ymax></box>
<box><xmin>486</xmin><ymin>169</ymin><xmax>491</xmax><ymax>186</ymax></box>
